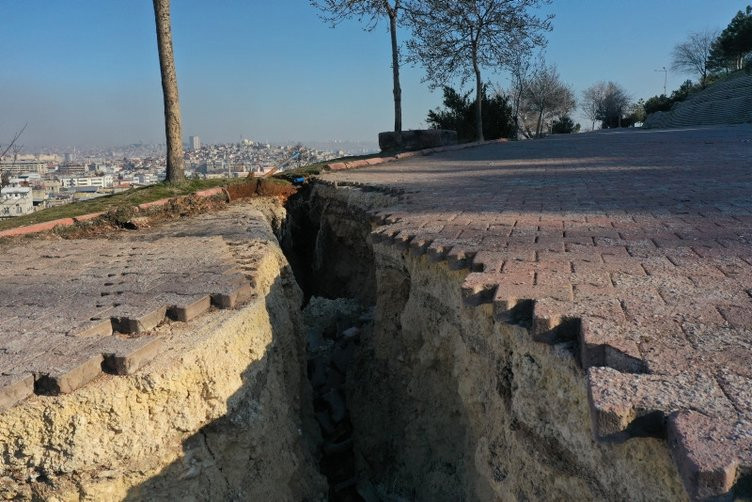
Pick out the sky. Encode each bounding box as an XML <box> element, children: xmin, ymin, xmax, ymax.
<box><xmin>0</xmin><ymin>0</ymin><xmax>748</xmax><ymax>149</ymax></box>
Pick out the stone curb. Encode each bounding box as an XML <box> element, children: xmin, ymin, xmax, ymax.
<box><xmin>0</xmin><ymin>186</ymin><xmax>231</xmax><ymax>239</ymax></box>
<box><xmin>324</xmin><ymin>138</ymin><xmax>508</xmax><ymax>172</ymax></box>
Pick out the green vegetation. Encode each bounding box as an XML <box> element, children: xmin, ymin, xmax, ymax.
<box><xmin>709</xmin><ymin>6</ymin><xmax>752</xmax><ymax>73</ymax></box>
<box><xmin>551</xmin><ymin>116</ymin><xmax>579</xmax><ymax>134</ymax></box>
<box><xmin>0</xmin><ymin>178</ymin><xmax>236</xmax><ymax>231</ymax></box>
<box><xmin>273</xmin><ymin>150</ymin><xmax>396</xmax><ymax>182</ymax></box>
<box><xmin>427</xmin><ymin>86</ymin><xmax>515</xmax><ymax>143</ymax></box>
<box><xmin>1</xmin><ymin>139</ymin><xmax>450</xmax><ymax>233</ymax></box>
<box><xmin>642</xmin><ymin>6</ymin><xmax>752</xmax><ymax>119</ymax></box>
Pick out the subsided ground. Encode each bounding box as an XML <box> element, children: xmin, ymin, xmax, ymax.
<box><xmin>0</xmin><ymin>125</ymin><xmax>749</xmax><ymax>500</ymax></box>
<box><xmin>321</xmin><ymin>125</ymin><xmax>752</xmax><ymax>500</ymax></box>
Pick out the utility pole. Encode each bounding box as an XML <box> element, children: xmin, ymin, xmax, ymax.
<box><xmin>654</xmin><ymin>66</ymin><xmax>668</xmax><ymax>95</ymax></box>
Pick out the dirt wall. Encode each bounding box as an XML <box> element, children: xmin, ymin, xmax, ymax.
<box><xmin>300</xmin><ymin>183</ymin><xmax>689</xmax><ymax>501</ymax></box>
<box><xmin>0</xmin><ymin>206</ymin><xmax>326</xmax><ymax>501</ymax></box>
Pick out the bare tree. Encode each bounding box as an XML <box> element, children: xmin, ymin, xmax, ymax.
<box><xmin>153</xmin><ymin>0</ymin><xmax>185</xmax><ymax>183</ymax></box>
<box><xmin>0</xmin><ymin>124</ymin><xmax>27</xmax><ymax>188</ymax></box>
<box><xmin>311</xmin><ymin>0</ymin><xmax>407</xmax><ymax>133</ymax></box>
<box><xmin>671</xmin><ymin>30</ymin><xmax>718</xmax><ymax>88</ymax></box>
<box><xmin>407</xmin><ymin>0</ymin><xmax>552</xmax><ymax>141</ymax></box>
<box><xmin>508</xmin><ymin>50</ymin><xmax>537</xmax><ymax>137</ymax></box>
<box><xmin>597</xmin><ymin>81</ymin><xmax>631</xmax><ymax>128</ymax></box>
<box><xmin>582</xmin><ymin>82</ymin><xmax>606</xmax><ymax>131</ymax></box>
<box><xmin>522</xmin><ymin>63</ymin><xmax>574</xmax><ymax>137</ymax></box>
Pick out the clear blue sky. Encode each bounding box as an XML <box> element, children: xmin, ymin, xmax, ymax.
<box><xmin>0</xmin><ymin>0</ymin><xmax>748</xmax><ymax>148</ymax></box>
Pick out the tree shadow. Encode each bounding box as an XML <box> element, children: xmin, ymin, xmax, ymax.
<box><xmin>336</xmin><ymin>125</ymin><xmax>752</xmax><ymax>218</ymax></box>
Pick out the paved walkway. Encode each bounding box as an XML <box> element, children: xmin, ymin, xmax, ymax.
<box><xmin>0</xmin><ymin>205</ymin><xmax>271</xmax><ymax>410</ymax></box>
<box><xmin>325</xmin><ymin>125</ymin><xmax>752</xmax><ymax>500</ymax></box>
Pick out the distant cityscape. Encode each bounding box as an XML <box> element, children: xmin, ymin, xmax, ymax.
<box><xmin>0</xmin><ymin>137</ymin><xmax>375</xmax><ymax>219</ymax></box>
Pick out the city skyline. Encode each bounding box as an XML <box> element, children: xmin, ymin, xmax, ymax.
<box><xmin>1</xmin><ymin>0</ymin><xmax>748</xmax><ymax>148</ymax></box>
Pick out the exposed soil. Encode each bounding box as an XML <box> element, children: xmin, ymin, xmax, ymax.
<box><xmin>280</xmin><ymin>182</ymin><xmax>689</xmax><ymax>501</ymax></box>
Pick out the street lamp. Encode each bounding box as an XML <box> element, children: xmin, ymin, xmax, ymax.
<box><xmin>654</xmin><ymin>66</ymin><xmax>668</xmax><ymax>95</ymax></box>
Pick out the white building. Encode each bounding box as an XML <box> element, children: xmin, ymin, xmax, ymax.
<box><xmin>58</xmin><ymin>175</ymin><xmax>114</xmax><ymax>189</ymax></box>
<box><xmin>135</xmin><ymin>173</ymin><xmax>159</xmax><ymax>185</ymax></box>
<box><xmin>0</xmin><ymin>160</ymin><xmax>47</xmax><ymax>176</ymax></box>
<box><xmin>8</xmin><ymin>173</ymin><xmax>41</xmax><ymax>188</ymax></box>
<box><xmin>0</xmin><ymin>186</ymin><xmax>33</xmax><ymax>218</ymax></box>
<box><xmin>189</xmin><ymin>135</ymin><xmax>201</xmax><ymax>151</ymax></box>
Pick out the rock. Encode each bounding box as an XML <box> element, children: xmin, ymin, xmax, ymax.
<box><xmin>307</xmin><ymin>329</ymin><xmax>325</xmax><ymax>352</ymax></box>
<box><xmin>322</xmin><ymin>388</ymin><xmax>348</xmax><ymax>423</ymax></box>
<box><xmin>356</xmin><ymin>479</ymin><xmax>381</xmax><ymax>502</ymax></box>
<box><xmin>342</xmin><ymin>327</ymin><xmax>360</xmax><ymax>340</ymax></box>
<box><xmin>333</xmin><ymin>477</ymin><xmax>358</xmax><ymax>493</ymax></box>
<box><xmin>331</xmin><ymin>342</ymin><xmax>355</xmax><ymax>374</ymax></box>
<box><xmin>326</xmin><ymin>366</ymin><xmax>346</xmax><ymax>389</ymax></box>
<box><xmin>315</xmin><ymin>411</ymin><xmax>336</xmax><ymax>436</ymax></box>
<box><xmin>308</xmin><ymin>356</ymin><xmax>328</xmax><ymax>390</ymax></box>
<box><xmin>323</xmin><ymin>438</ymin><xmax>353</xmax><ymax>455</ymax></box>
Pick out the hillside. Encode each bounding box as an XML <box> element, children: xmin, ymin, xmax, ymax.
<box><xmin>644</xmin><ymin>72</ymin><xmax>752</xmax><ymax>128</ymax></box>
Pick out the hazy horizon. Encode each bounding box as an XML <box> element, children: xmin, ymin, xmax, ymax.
<box><xmin>1</xmin><ymin>0</ymin><xmax>748</xmax><ymax>149</ymax></box>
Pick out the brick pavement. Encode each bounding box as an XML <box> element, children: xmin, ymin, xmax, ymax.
<box><xmin>0</xmin><ymin>204</ymin><xmax>273</xmax><ymax>411</ymax></box>
<box><xmin>323</xmin><ymin>125</ymin><xmax>752</xmax><ymax>500</ymax></box>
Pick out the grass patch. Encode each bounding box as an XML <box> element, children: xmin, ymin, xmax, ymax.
<box><xmin>273</xmin><ymin>150</ymin><xmax>395</xmax><ymax>183</ymax></box>
<box><xmin>1</xmin><ymin>148</ymin><xmax>392</xmax><ymax>232</ymax></box>
<box><xmin>0</xmin><ymin>178</ymin><xmax>241</xmax><ymax>231</ymax></box>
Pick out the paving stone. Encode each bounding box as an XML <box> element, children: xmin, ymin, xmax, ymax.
<box><xmin>99</xmin><ymin>335</ymin><xmax>163</xmax><ymax>375</ymax></box>
<box><xmin>0</xmin><ymin>374</ymin><xmax>34</xmax><ymax>411</ymax></box>
<box><xmin>30</xmin><ymin>345</ymin><xmax>105</xmax><ymax>396</ymax></box>
<box><xmin>164</xmin><ymin>294</ymin><xmax>212</xmax><ymax>322</ymax></box>
<box><xmin>0</xmin><ymin>204</ymin><xmax>274</xmax><ymax>406</ymax></box>
<box><xmin>324</xmin><ymin>125</ymin><xmax>752</xmax><ymax>499</ymax></box>
<box><xmin>110</xmin><ymin>302</ymin><xmax>168</xmax><ymax>334</ymax></box>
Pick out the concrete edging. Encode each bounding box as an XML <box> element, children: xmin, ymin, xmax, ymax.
<box><xmin>324</xmin><ymin>138</ymin><xmax>508</xmax><ymax>171</ymax></box>
<box><xmin>0</xmin><ymin>186</ymin><xmax>230</xmax><ymax>239</ymax></box>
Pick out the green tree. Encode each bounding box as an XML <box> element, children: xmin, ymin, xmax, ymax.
<box><xmin>643</xmin><ymin>94</ymin><xmax>673</xmax><ymax>115</ymax></box>
<box><xmin>709</xmin><ymin>6</ymin><xmax>752</xmax><ymax>72</ymax></box>
<box><xmin>629</xmin><ymin>99</ymin><xmax>647</xmax><ymax>124</ymax></box>
<box><xmin>551</xmin><ymin>115</ymin><xmax>578</xmax><ymax>134</ymax></box>
<box><xmin>427</xmin><ymin>85</ymin><xmax>515</xmax><ymax>142</ymax></box>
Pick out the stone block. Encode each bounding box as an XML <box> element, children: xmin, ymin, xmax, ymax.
<box><xmin>0</xmin><ymin>374</ymin><xmax>34</xmax><ymax>411</ymax></box>
<box><xmin>378</xmin><ymin>129</ymin><xmax>458</xmax><ymax>152</ymax></box>
<box><xmin>100</xmin><ymin>335</ymin><xmax>163</xmax><ymax>375</ymax></box>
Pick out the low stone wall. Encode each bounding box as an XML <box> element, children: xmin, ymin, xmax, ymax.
<box><xmin>378</xmin><ymin>129</ymin><xmax>458</xmax><ymax>152</ymax></box>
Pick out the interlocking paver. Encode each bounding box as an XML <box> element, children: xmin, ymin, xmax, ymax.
<box><xmin>323</xmin><ymin>125</ymin><xmax>752</xmax><ymax>499</ymax></box>
<box><xmin>0</xmin><ymin>204</ymin><xmax>272</xmax><ymax>410</ymax></box>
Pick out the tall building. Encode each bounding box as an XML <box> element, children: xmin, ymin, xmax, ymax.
<box><xmin>189</xmin><ymin>135</ymin><xmax>201</xmax><ymax>151</ymax></box>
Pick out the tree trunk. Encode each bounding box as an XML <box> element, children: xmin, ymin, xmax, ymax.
<box><xmin>472</xmin><ymin>51</ymin><xmax>483</xmax><ymax>142</ymax></box>
<box><xmin>536</xmin><ymin>109</ymin><xmax>544</xmax><ymax>137</ymax></box>
<box><xmin>153</xmin><ymin>0</ymin><xmax>185</xmax><ymax>183</ymax></box>
<box><xmin>513</xmin><ymin>86</ymin><xmax>523</xmax><ymax>139</ymax></box>
<box><xmin>389</xmin><ymin>13</ymin><xmax>402</xmax><ymax>134</ymax></box>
